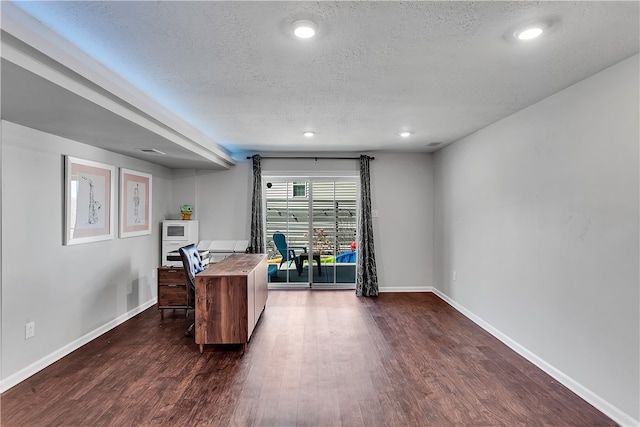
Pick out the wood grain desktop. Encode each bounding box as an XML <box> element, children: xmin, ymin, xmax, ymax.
<box><xmin>0</xmin><ymin>291</ymin><xmax>614</xmax><ymax>426</ymax></box>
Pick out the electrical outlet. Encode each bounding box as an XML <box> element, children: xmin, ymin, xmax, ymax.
<box><xmin>452</xmin><ymin>270</ymin><xmax>457</xmax><ymax>281</ymax></box>
<box><xmin>25</xmin><ymin>321</ymin><xmax>35</xmax><ymax>339</ymax></box>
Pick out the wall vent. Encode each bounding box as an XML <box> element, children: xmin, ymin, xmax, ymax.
<box><xmin>427</xmin><ymin>142</ymin><xmax>441</xmax><ymax>147</ymax></box>
<box><xmin>137</xmin><ymin>148</ymin><xmax>166</xmax><ymax>155</ymax></box>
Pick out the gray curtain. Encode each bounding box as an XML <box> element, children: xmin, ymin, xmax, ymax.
<box><xmin>356</xmin><ymin>155</ymin><xmax>379</xmax><ymax>296</ymax></box>
<box><xmin>249</xmin><ymin>154</ymin><xmax>264</xmax><ymax>253</ymax></box>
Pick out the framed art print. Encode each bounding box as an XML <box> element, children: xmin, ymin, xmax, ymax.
<box><xmin>65</xmin><ymin>156</ymin><xmax>116</xmax><ymax>245</ymax></box>
<box><xmin>119</xmin><ymin>168</ymin><xmax>152</xmax><ymax>238</ymax></box>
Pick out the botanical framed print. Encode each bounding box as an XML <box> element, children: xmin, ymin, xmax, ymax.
<box><xmin>119</xmin><ymin>168</ymin><xmax>152</xmax><ymax>238</ymax></box>
<box><xmin>64</xmin><ymin>156</ymin><xmax>115</xmax><ymax>245</ymax></box>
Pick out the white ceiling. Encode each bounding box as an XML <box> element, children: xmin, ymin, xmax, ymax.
<box><xmin>2</xmin><ymin>1</ymin><xmax>639</xmax><ymax>168</ymax></box>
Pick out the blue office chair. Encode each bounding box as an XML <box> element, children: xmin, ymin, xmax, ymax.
<box><xmin>178</xmin><ymin>243</ymin><xmax>205</xmax><ymax>337</ymax></box>
<box><xmin>273</xmin><ymin>232</ymin><xmax>306</xmax><ymax>274</ymax></box>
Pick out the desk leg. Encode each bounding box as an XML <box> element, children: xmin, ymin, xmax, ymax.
<box><xmin>199</xmin><ymin>344</ymin><xmax>204</xmax><ymax>354</ymax></box>
<box><xmin>160</xmin><ymin>309</ymin><xmax>164</xmax><ymax>320</ymax></box>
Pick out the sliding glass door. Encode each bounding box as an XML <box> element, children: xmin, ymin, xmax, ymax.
<box><xmin>309</xmin><ymin>181</ymin><xmax>357</xmax><ymax>288</ymax></box>
<box><xmin>265</xmin><ymin>181</ymin><xmax>309</xmax><ymax>287</ymax></box>
<box><xmin>265</xmin><ymin>178</ymin><xmax>357</xmax><ymax>289</ymax></box>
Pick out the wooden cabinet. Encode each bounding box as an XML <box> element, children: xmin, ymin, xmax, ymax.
<box><xmin>157</xmin><ymin>266</ymin><xmax>188</xmax><ymax>319</ymax></box>
<box><xmin>195</xmin><ymin>254</ymin><xmax>268</xmax><ymax>353</ymax></box>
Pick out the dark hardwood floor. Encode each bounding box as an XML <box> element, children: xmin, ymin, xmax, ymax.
<box><xmin>1</xmin><ymin>291</ymin><xmax>614</xmax><ymax>426</ymax></box>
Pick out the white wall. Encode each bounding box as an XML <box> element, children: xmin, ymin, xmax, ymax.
<box><xmin>195</xmin><ymin>164</ymin><xmax>252</xmax><ymax>240</ymax></box>
<box><xmin>432</xmin><ymin>55</ymin><xmax>639</xmax><ymax>424</ymax></box>
<box><xmin>368</xmin><ymin>153</ymin><xmax>433</xmax><ymax>291</ymax></box>
<box><xmin>0</xmin><ymin>121</ymin><xmax>174</xmax><ymax>391</ymax></box>
<box><xmin>194</xmin><ymin>153</ymin><xmax>434</xmax><ymax>291</ymax></box>
<box><xmin>170</xmin><ymin>169</ymin><xmax>198</xmax><ymax>220</ymax></box>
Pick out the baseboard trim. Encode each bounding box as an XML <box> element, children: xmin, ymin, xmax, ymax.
<box><xmin>0</xmin><ymin>299</ymin><xmax>157</xmax><ymax>394</ymax></box>
<box><xmin>430</xmin><ymin>287</ymin><xmax>638</xmax><ymax>427</ymax></box>
<box><xmin>379</xmin><ymin>286</ymin><xmax>433</xmax><ymax>293</ymax></box>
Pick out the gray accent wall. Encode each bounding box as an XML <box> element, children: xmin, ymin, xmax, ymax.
<box><xmin>432</xmin><ymin>54</ymin><xmax>639</xmax><ymax>423</ymax></box>
<box><xmin>0</xmin><ymin>121</ymin><xmax>174</xmax><ymax>390</ymax></box>
<box><xmin>369</xmin><ymin>153</ymin><xmax>433</xmax><ymax>291</ymax></box>
<box><xmin>192</xmin><ymin>153</ymin><xmax>435</xmax><ymax>292</ymax></box>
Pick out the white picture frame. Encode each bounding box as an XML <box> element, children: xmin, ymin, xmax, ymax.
<box><xmin>119</xmin><ymin>168</ymin><xmax>152</xmax><ymax>238</ymax></box>
<box><xmin>64</xmin><ymin>156</ymin><xmax>116</xmax><ymax>245</ymax></box>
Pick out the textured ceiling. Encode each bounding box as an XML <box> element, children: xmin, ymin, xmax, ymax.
<box><xmin>6</xmin><ymin>1</ymin><xmax>640</xmax><ymax>159</ymax></box>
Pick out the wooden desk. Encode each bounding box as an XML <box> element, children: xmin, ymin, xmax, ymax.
<box><xmin>195</xmin><ymin>254</ymin><xmax>268</xmax><ymax>353</ymax></box>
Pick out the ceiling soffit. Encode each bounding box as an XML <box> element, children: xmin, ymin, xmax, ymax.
<box><xmin>1</xmin><ymin>3</ymin><xmax>234</xmax><ymax>170</ymax></box>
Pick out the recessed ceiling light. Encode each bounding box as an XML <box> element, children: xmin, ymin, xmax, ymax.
<box><xmin>292</xmin><ymin>20</ymin><xmax>317</xmax><ymax>39</ymax></box>
<box><xmin>515</xmin><ymin>26</ymin><xmax>544</xmax><ymax>41</ymax></box>
<box><xmin>303</xmin><ymin>131</ymin><xmax>315</xmax><ymax>137</ymax></box>
<box><xmin>399</xmin><ymin>131</ymin><xmax>412</xmax><ymax>138</ymax></box>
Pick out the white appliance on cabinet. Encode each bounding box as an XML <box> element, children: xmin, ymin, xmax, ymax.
<box><xmin>161</xmin><ymin>220</ymin><xmax>199</xmax><ymax>266</ymax></box>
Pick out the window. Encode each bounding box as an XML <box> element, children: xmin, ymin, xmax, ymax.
<box><xmin>292</xmin><ymin>182</ymin><xmax>307</xmax><ymax>198</ymax></box>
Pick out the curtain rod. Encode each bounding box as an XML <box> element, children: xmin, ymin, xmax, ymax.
<box><xmin>246</xmin><ymin>156</ymin><xmax>375</xmax><ymax>160</ymax></box>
